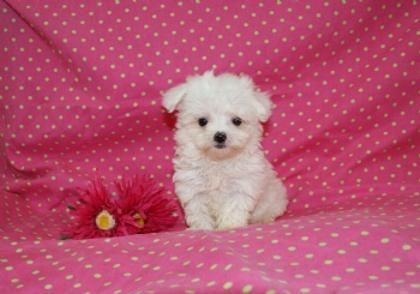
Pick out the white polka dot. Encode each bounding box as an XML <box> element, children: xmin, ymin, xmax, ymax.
<box><xmin>402</xmin><ymin>244</ymin><xmax>412</xmax><ymax>251</ymax></box>
<box><xmin>223</xmin><ymin>282</ymin><xmax>233</xmax><ymax>290</ymax></box>
<box><xmin>242</xmin><ymin>284</ymin><xmax>253</xmax><ymax>293</ymax></box>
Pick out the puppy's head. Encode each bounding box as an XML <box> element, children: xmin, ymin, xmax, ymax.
<box><xmin>162</xmin><ymin>71</ymin><xmax>272</xmax><ymax>160</ymax></box>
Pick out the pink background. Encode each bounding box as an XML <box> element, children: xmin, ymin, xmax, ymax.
<box><xmin>1</xmin><ymin>0</ymin><xmax>419</xmax><ymax>293</ymax></box>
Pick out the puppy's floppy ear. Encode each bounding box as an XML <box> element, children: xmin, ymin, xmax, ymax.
<box><xmin>239</xmin><ymin>74</ymin><xmax>273</xmax><ymax>122</ymax></box>
<box><xmin>253</xmin><ymin>91</ymin><xmax>273</xmax><ymax>122</ymax></box>
<box><xmin>162</xmin><ymin>83</ymin><xmax>187</xmax><ymax>113</ymax></box>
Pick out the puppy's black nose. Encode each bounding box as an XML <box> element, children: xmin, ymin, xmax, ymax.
<box><xmin>214</xmin><ymin>132</ymin><xmax>227</xmax><ymax>143</ymax></box>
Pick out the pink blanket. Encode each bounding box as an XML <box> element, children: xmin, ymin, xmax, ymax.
<box><xmin>1</xmin><ymin>0</ymin><xmax>419</xmax><ymax>293</ymax></box>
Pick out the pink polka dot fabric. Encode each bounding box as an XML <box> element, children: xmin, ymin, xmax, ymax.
<box><xmin>1</xmin><ymin>0</ymin><xmax>419</xmax><ymax>293</ymax></box>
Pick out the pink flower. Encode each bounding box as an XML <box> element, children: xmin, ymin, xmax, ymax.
<box><xmin>116</xmin><ymin>176</ymin><xmax>178</xmax><ymax>234</ymax></box>
<box><xmin>66</xmin><ymin>179</ymin><xmax>120</xmax><ymax>239</ymax></box>
<box><xmin>65</xmin><ymin>176</ymin><xmax>178</xmax><ymax>239</ymax></box>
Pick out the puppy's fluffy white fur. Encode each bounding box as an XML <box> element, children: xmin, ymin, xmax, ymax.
<box><xmin>163</xmin><ymin>71</ymin><xmax>288</xmax><ymax>230</ymax></box>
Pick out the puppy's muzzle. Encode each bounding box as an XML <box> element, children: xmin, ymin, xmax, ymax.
<box><xmin>214</xmin><ymin>132</ymin><xmax>227</xmax><ymax>148</ymax></box>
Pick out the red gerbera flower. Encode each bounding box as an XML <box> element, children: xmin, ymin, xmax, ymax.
<box><xmin>65</xmin><ymin>176</ymin><xmax>178</xmax><ymax>240</ymax></box>
<box><xmin>116</xmin><ymin>176</ymin><xmax>178</xmax><ymax>234</ymax></box>
<box><xmin>66</xmin><ymin>179</ymin><xmax>121</xmax><ymax>239</ymax></box>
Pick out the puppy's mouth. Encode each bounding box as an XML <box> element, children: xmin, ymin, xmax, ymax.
<box><xmin>214</xmin><ymin>143</ymin><xmax>226</xmax><ymax>149</ymax></box>
<box><xmin>205</xmin><ymin>143</ymin><xmax>243</xmax><ymax>160</ymax></box>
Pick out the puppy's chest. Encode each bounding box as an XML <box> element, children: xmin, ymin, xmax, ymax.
<box><xmin>202</xmin><ymin>164</ymin><xmax>256</xmax><ymax>197</ymax></box>
<box><xmin>201</xmin><ymin>164</ymin><xmax>234</xmax><ymax>191</ymax></box>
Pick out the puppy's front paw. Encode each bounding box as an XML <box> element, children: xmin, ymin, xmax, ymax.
<box><xmin>216</xmin><ymin>196</ymin><xmax>253</xmax><ymax>230</ymax></box>
<box><xmin>216</xmin><ymin>215</ymin><xmax>248</xmax><ymax>230</ymax></box>
<box><xmin>184</xmin><ymin>196</ymin><xmax>216</xmax><ymax>230</ymax></box>
<box><xmin>187</xmin><ymin>220</ymin><xmax>215</xmax><ymax>231</ymax></box>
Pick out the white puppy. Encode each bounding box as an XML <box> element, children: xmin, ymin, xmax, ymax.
<box><xmin>163</xmin><ymin>71</ymin><xmax>288</xmax><ymax>230</ymax></box>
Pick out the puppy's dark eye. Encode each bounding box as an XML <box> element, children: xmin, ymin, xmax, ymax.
<box><xmin>198</xmin><ymin>117</ymin><xmax>208</xmax><ymax>127</ymax></box>
<box><xmin>232</xmin><ymin>117</ymin><xmax>242</xmax><ymax>126</ymax></box>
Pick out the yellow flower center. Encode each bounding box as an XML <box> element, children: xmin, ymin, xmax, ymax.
<box><xmin>133</xmin><ymin>213</ymin><xmax>145</xmax><ymax>228</ymax></box>
<box><xmin>95</xmin><ymin>210</ymin><xmax>116</xmax><ymax>230</ymax></box>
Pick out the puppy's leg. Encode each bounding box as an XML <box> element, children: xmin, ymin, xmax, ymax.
<box><xmin>250</xmin><ymin>179</ymin><xmax>288</xmax><ymax>224</ymax></box>
<box><xmin>184</xmin><ymin>195</ymin><xmax>215</xmax><ymax>230</ymax></box>
<box><xmin>216</xmin><ymin>193</ymin><xmax>255</xmax><ymax>230</ymax></box>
